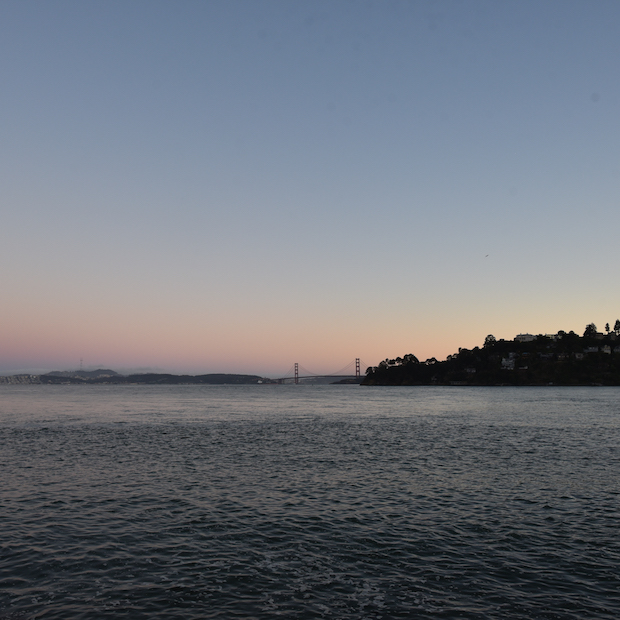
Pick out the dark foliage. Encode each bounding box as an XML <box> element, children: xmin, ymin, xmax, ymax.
<box><xmin>363</xmin><ymin>327</ymin><xmax>620</xmax><ymax>386</ymax></box>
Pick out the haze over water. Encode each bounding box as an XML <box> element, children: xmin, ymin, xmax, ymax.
<box><xmin>2</xmin><ymin>385</ymin><xmax>619</xmax><ymax>619</ymax></box>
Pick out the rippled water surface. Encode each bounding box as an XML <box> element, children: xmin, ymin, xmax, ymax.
<box><xmin>1</xmin><ymin>385</ymin><xmax>619</xmax><ymax>619</ymax></box>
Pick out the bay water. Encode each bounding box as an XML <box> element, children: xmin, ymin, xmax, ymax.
<box><xmin>1</xmin><ymin>385</ymin><xmax>619</xmax><ymax>619</ymax></box>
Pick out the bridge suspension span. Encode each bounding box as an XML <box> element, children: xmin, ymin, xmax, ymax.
<box><xmin>274</xmin><ymin>358</ymin><xmax>367</xmax><ymax>384</ymax></box>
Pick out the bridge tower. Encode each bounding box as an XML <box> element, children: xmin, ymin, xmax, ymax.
<box><xmin>294</xmin><ymin>362</ymin><xmax>299</xmax><ymax>384</ymax></box>
<box><xmin>355</xmin><ymin>358</ymin><xmax>361</xmax><ymax>378</ymax></box>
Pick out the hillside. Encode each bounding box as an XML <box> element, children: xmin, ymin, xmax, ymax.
<box><xmin>363</xmin><ymin>325</ymin><xmax>620</xmax><ymax>386</ymax></box>
<box><xmin>32</xmin><ymin>371</ymin><xmax>266</xmax><ymax>385</ymax></box>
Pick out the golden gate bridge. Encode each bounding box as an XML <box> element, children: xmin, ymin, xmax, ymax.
<box><xmin>272</xmin><ymin>358</ymin><xmax>369</xmax><ymax>384</ymax></box>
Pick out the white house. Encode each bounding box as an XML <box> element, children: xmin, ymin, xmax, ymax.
<box><xmin>515</xmin><ymin>334</ymin><xmax>535</xmax><ymax>343</ymax></box>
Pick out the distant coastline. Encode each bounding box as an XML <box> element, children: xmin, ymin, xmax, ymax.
<box><xmin>4</xmin><ymin>323</ymin><xmax>620</xmax><ymax>387</ymax></box>
<box><xmin>0</xmin><ymin>370</ymin><xmax>268</xmax><ymax>385</ymax></box>
<box><xmin>0</xmin><ymin>370</ymin><xmax>361</xmax><ymax>386</ymax></box>
<box><xmin>363</xmin><ymin>323</ymin><xmax>620</xmax><ymax>386</ymax></box>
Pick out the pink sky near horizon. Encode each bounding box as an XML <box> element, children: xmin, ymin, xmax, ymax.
<box><xmin>2</xmin><ymin>291</ymin><xmax>616</xmax><ymax>376</ymax></box>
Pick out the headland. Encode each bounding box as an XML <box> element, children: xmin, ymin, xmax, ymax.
<box><xmin>363</xmin><ymin>324</ymin><xmax>620</xmax><ymax>386</ymax></box>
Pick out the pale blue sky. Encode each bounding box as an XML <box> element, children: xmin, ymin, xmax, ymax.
<box><xmin>2</xmin><ymin>0</ymin><xmax>619</xmax><ymax>375</ymax></box>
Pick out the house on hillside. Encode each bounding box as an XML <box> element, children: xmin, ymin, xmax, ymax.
<box><xmin>515</xmin><ymin>334</ymin><xmax>535</xmax><ymax>343</ymax></box>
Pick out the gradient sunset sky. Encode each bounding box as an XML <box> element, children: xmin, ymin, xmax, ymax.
<box><xmin>2</xmin><ymin>0</ymin><xmax>619</xmax><ymax>377</ymax></box>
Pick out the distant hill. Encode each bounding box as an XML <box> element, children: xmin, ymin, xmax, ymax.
<box><xmin>46</xmin><ymin>369</ymin><xmax>120</xmax><ymax>379</ymax></box>
<box><xmin>38</xmin><ymin>371</ymin><xmax>266</xmax><ymax>385</ymax></box>
<box><xmin>122</xmin><ymin>373</ymin><xmax>265</xmax><ymax>385</ymax></box>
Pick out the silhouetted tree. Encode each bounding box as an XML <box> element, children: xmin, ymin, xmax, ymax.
<box><xmin>606</xmin><ymin>323</ymin><xmax>610</xmax><ymax>334</ymax></box>
<box><xmin>484</xmin><ymin>334</ymin><xmax>497</xmax><ymax>347</ymax></box>
<box><xmin>584</xmin><ymin>323</ymin><xmax>598</xmax><ymax>338</ymax></box>
<box><xmin>615</xmin><ymin>319</ymin><xmax>620</xmax><ymax>336</ymax></box>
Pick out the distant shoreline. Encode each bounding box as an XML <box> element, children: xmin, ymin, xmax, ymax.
<box><xmin>0</xmin><ymin>371</ymin><xmax>268</xmax><ymax>385</ymax></box>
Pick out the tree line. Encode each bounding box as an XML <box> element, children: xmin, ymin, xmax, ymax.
<box><xmin>363</xmin><ymin>322</ymin><xmax>620</xmax><ymax>386</ymax></box>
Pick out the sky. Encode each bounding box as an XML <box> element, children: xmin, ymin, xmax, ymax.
<box><xmin>1</xmin><ymin>0</ymin><xmax>619</xmax><ymax>377</ymax></box>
